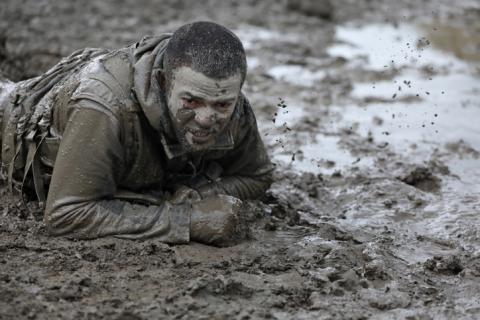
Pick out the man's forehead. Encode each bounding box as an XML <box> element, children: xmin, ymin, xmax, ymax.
<box><xmin>171</xmin><ymin>66</ymin><xmax>242</xmax><ymax>97</ymax></box>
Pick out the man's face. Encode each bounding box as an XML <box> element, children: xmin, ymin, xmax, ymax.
<box><xmin>166</xmin><ymin>66</ymin><xmax>242</xmax><ymax>151</ymax></box>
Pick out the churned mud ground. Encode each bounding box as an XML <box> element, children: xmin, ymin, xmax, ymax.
<box><xmin>1</xmin><ymin>1</ymin><xmax>480</xmax><ymax>319</ymax></box>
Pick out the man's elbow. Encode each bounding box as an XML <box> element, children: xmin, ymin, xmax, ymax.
<box><xmin>44</xmin><ymin>207</ymin><xmax>69</xmax><ymax>236</ymax></box>
<box><xmin>43</xmin><ymin>204</ymin><xmax>89</xmax><ymax>238</ymax></box>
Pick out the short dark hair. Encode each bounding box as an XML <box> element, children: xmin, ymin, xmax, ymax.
<box><xmin>163</xmin><ymin>21</ymin><xmax>247</xmax><ymax>86</ymax></box>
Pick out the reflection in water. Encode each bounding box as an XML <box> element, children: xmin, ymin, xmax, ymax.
<box><xmin>267</xmin><ymin>65</ymin><xmax>325</xmax><ymax>87</ymax></box>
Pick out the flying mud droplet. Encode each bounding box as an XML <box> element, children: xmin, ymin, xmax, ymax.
<box><xmin>282</xmin><ymin>122</ymin><xmax>291</xmax><ymax>133</ymax></box>
<box><xmin>403</xmin><ymin>80</ymin><xmax>412</xmax><ymax>88</ymax></box>
<box><xmin>276</xmin><ymin>97</ymin><xmax>287</xmax><ymax>109</ymax></box>
<box><xmin>275</xmin><ymin>138</ymin><xmax>285</xmax><ymax>149</ymax></box>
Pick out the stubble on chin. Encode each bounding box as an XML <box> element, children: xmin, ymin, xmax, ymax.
<box><xmin>174</xmin><ymin>126</ymin><xmax>194</xmax><ymax>151</ymax></box>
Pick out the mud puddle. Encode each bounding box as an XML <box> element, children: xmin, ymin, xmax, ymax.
<box><xmin>259</xmin><ymin>22</ymin><xmax>480</xmax><ymax>175</ymax></box>
<box><xmin>325</xmin><ymin>23</ymin><xmax>480</xmax><ymax>254</ymax></box>
<box><xmin>238</xmin><ymin>16</ymin><xmax>480</xmax><ymax>318</ymax></box>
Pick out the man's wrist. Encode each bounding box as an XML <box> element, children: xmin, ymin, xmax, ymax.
<box><xmin>196</xmin><ymin>182</ymin><xmax>225</xmax><ymax>199</ymax></box>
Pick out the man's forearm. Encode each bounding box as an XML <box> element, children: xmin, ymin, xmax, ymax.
<box><xmin>45</xmin><ymin>197</ymin><xmax>191</xmax><ymax>242</ymax></box>
<box><xmin>198</xmin><ymin>174</ymin><xmax>272</xmax><ymax>200</ymax></box>
<box><xmin>42</xmin><ymin>105</ymin><xmax>193</xmax><ymax>242</ymax></box>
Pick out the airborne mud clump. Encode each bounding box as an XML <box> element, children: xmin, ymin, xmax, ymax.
<box><xmin>1</xmin><ymin>0</ymin><xmax>480</xmax><ymax>319</ymax></box>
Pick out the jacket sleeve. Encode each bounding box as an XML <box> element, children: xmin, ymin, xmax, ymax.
<box><xmin>44</xmin><ymin>101</ymin><xmax>190</xmax><ymax>242</ymax></box>
<box><xmin>197</xmin><ymin>100</ymin><xmax>274</xmax><ymax>200</ymax></box>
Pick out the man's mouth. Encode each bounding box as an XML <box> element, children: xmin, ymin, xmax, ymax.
<box><xmin>186</xmin><ymin>127</ymin><xmax>215</xmax><ymax>143</ymax></box>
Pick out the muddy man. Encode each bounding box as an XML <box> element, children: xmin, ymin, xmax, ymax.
<box><xmin>0</xmin><ymin>22</ymin><xmax>274</xmax><ymax>246</ymax></box>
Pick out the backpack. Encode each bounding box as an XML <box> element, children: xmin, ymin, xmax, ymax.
<box><xmin>1</xmin><ymin>48</ymin><xmax>109</xmax><ymax>204</ymax></box>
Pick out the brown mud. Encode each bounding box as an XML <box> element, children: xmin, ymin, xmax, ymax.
<box><xmin>1</xmin><ymin>0</ymin><xmax>480</xmax><ymax>319</ymax></box>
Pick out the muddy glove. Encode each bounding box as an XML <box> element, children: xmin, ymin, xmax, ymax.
<box><xmin>190</xmin><ymin>195</ymin><xmax>243</xmax><ymax>247</ymax></box>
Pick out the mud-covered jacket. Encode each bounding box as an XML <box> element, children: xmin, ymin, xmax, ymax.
<box><xmin>0</xmin><ymin>35</ymin><xmax>274</xmax><ymax>243</ymax></box>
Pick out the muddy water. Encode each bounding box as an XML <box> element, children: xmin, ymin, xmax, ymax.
<box><xmin>239</xmin><ymin>17</ymin><xmax>480</xmax><ymax>318</ymax></box>
<box><xmin>246</xmin><ymin>21</ymin><xmax>480</xmax><ymax>233</ymax></box>
<box><xmin>328</xmin><ymin>23</ymin><xmax>480</xmax><ymax>254</ymax></box>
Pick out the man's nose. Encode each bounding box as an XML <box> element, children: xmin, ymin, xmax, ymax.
<box><xmin>195</xmin><ymin>106</ymin><xmax>216</xmax><ymax>128</ymax></box>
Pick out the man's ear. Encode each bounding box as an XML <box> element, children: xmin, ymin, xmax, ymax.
<box><xmin>156</xmin><ymin>69</ymin><xmax>167</xmax><ymax>91</ymax></box>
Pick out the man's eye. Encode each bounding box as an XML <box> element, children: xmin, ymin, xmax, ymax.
<box><xmin>182</xmin><ymin>98</ymin><xmax>201</xmax><ymax>108</ymax></box>
<box><xmin>215</xmin><ymin>102</ymin><xmax>229</xmax><ymax>109</ymax></box>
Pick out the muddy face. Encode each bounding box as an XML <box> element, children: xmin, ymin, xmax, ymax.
<box><xmin>166</xmin><ymin>67</ymin><xmax>242</xmax><ymax>151</ymax></box>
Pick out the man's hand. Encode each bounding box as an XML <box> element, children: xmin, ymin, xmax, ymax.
<box><xmin>190</xmin><ymin>195</ymin><xmax>243</xmax><ymax>247</ymax></box>
<box><xmin>170</xmin><ymin>185</ymin><xmax>202</xmax><ymax>205</ymax></box>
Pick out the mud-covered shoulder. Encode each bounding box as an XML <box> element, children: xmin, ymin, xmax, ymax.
<box><xmin>69</xmin><ymin>50</ymin><xmax>135</xmax><ymax>119</ymax></box>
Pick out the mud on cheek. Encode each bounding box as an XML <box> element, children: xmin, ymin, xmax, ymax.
<box><xmin>175</xmin><ymin>109</ymin><xmax>196</xmax><ymax>124</ymax></box>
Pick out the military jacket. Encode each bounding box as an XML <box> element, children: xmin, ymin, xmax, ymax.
<box><xmin>0</xmin><ymin>35</ymin><xmax>273</xmax><ymax>242</ymax></box>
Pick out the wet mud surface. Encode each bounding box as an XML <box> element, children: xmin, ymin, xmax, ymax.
<box><xmin>1</xmin><ymin>0</ymin><xmax>480</xmax><ymax>319</ymax></box>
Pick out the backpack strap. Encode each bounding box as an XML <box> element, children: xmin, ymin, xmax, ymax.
<box><xmin>21</xmin><ymin>129</ymin><xmax>48</xmax><ymax>203</ymax></box>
